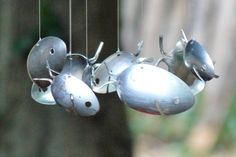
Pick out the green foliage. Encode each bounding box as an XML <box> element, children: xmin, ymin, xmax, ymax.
<box><xmin>214</xmin><ymin>89</ymin><xmax>236</xmax><ymax>150</ymax></box>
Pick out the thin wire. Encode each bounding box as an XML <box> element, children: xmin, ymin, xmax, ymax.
<box><xmin>141</xmin><ymin>0</ymin><xmax>144</xmax><ymax>22</ymax></box>
<box><xmin>117</xmin><ymin>0</ymin><xmax>120</xmax><ymax>52</ymax></box>
<box><xmin>38</xmin><ymin>0</ymin><xmax>41</xmax><ymax>40</ymax></box>
<box><xmin>69</xmin><ymin>0</ymin><xmax>73</xmax><ymax>76</ymax></box>
<box><xmin>69</xmin><ymin>0</ymin><xmax>72</xmax><ymax>55</ymax></box>
<box><xmin>86</xmin><ymin>0</ymin><xmax>88</xmax><ymax>57</ymax></box>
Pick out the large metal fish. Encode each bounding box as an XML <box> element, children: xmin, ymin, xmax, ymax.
<box><xmin>116</xmin><ymin>64</ymin><xmax>195</xmax><ymax>115</ymax></box>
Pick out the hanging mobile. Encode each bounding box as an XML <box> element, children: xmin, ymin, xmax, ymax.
<box><xmin>115</xmin><ymin>2</ymin><xmax>195</xmax><ymax>115</ymax></box>
<box><xmin>92</xmin><ymin>0</ymin><xmax>144</xmax><ymax>94</ymax></box>
<box><xmin>27</xmin><ymin>0</ymin><xmax>67</xmax><ymax>89</ymax></box>
<box><xmin>27</xmin><ymin>0</ymin><xmax>67</xmax><ymax>105</ymax></box>
<box><xmin>50</xmin><ymin>0</ymin><xmax>100</xmax><ymax>116</ymax></box>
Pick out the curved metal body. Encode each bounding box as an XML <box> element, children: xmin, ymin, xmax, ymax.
<box><xmin>51</xmin><ymin>73</ymin><xmax>100</xmax><ymax>116</ymax></box>
<box><xmin>184</xmin><ymin>40</ymin><xmax>218</xmax><ymax>81</ymax></box>
<box><xmin>117</xmin><ymin>64</ymin><xmax>195</xmax><ymax>115</ymax></box>
<box><xmin>27</xmin><ymin>36</ymin><xmax>67</xmax><ymax>88</ymax></box>
<box><xmin>31</xmin><ymin>83</ymin><xmax>56</xmax><ymax>105</ymax></box>
<box><xmin>61</xmin><ymin>54</ymin><xmax>88</xmax><ymax>79</ymax></box>
<box><xmin>92</xmin><ymin>51</ymin><xmax>137</xmax><ymax>94</ymax></box>
<box><xmin>61</xmin><ymin>54</ymin><xmax>95</xmax><ymax>88</ymax></box>
<box><xmin>157</xmin><ymin>38</ymin><xmax>205</xmax><ymax>95</ymax></box>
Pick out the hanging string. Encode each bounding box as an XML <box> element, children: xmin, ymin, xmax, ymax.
<box><xmin>117</xmin><ymin>0</ymin><xmax>120</xmax><ymax>52</ymax></box>
<box><xmin>141</xmin><ymin>0</ymin><xmax>144</xmax><ymax>23</ymax></box>
<box><xmin>38</xmin><ymin>0</ymin><xmax>41</xmax><ymax>40</ymax></box>
<box><xmin>69</xmin><ymin>0</ymin><xmax>72</xmax><ymax>55</ymax></box>
<box><xmin>68</xmin><ymin>0</ymin><xmax>73</xmax><ymax>76</ymax></box>
<box><xmin>140</xmin><ymin>0</ymin><xmax>144</xmax><ymax>40</ymax></box>
<box><xmin>85</xmin><ymin>0</ymin><xmax>88</xmax><ymax>57</ymax></box>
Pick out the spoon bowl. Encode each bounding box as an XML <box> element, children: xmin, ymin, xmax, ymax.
<box><xmin>31</xmin><ymin>83</ymin><xmax>56</xmax><ymax>105</ymax></box>
<box><xmin>117</xmin><ymin>64</ymin><xmax>195</xmax><ymax>115</ymax></box>
<box><xmin>27</xmin><ymin>36</ymin><xmax>67</xmax><ymax>88</ymax></box>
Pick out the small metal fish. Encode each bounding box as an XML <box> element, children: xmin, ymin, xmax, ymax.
<box><xmin>116</xmin><ymin>64</ymin><xmax>195</xmax><ymax>115</ymax></box>
<box><xmin>92</xmin><ymin>41</ymin><xmax>143</xmax><ymax>94</ymax></box>
<box><xmin>51</xmin><ymin>74</ymin><xmax>100</xmax><ymax>116</ymax></box>
<box><xmin>27</xmin><ymin>36</ymin><xmax>67</xmax><ymax>88</ymax></box>
<box><xmin>184</xmin><ymin>40</ymin><xmax>219</xmax><ymax>81</ymax></box>
<box><xmin>156</xmin><ymin>33</ymin><xmax>205</xmax><ymax>95</ymax></box>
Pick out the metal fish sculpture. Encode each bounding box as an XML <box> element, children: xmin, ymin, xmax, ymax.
<box><xmin>116</xmin><ymin>64</ymin><xmax>195</xmax><ymax>115</ymax></box>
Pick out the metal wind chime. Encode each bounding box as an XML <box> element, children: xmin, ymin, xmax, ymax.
<box><xmin>27</xmin><ymin>0</ymin><xmax>219</xmax><ymax>116</ymax></box>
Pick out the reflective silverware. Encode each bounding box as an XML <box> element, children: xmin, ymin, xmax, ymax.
<box><xmin>116</xmin><ymin>64</ymin><xmax>195</xmax><ymax>115</ymax></box>
<box><xmin>27</xmin><ymin>36</ymin><xmax>67</xmax><ymax>88</ymax></box>
<box><xmin>31</xmin><ymin>83</ymin><xmax>56</xmax><ymax>105</ymax></box>
<box><xmin>51</xmin><ymin>74</ymin><xmax>100</xmax><ymax>116</ymax></box>
<box><xmin>184</xmin><ymin>39</ymin><xmax>219</xmax><ymax>81</ymax></box>
<box><xmin>92</xmin><ymin>41</ymin><xmax>143</xmax><ymax>94</ymax></box>
<box><xmin>156</xmin><ymin>30</ymin><xmax>207</xmax><ymax>95</ymax></box>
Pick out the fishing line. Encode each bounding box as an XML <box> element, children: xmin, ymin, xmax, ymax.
<box><xmin>69</xmin><ymin>0</ymin><xmax>72</xmax><ymax>55</ymax></box>
<box><xmin>38</xmin><ymin>0</ymin><xmax>41</xmax><ymax>40</ymax></box>
<box><xmin>86</xmin><ymin>0</ymin><xmax>88</xmax><ymax>57</ymax></box>
<box><xmin>68</xmin><ymin>0</ymin><xmax>73</xmax><ymax>76</ymax></box>
<box><xmin>117</xmin><ymin>0</ymin><xmax>120</xmax><ymax>52</ymax></box>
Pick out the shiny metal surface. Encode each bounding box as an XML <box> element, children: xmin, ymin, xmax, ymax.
<box><xmin>190</xmin><ymin>79</ymin><xmax>205</xmax><ymax>95</ymax></box>
<box><xmin>51</xmin><ymin>73</ymin><xmax>99</xmax><ymax>116</ymax></box>
<box><xmin>88</xmin><ymin>42</ymin><xmax>104</xmax><ymax>64</ymax></box>
<box><xmin>92</xmin><ymin>51</ymin><xmax>137</xmax><ymax>94</ymax></box>
<box><xmin>61</xmin><ymin>54</ymin><xmax>88</xmax><ymax>79</ymax></box>
<box><xmin>27</xmin><ymin>36</ymin><xmax>67</xmax><ymax>88</ymax></box>
<box><xmin>117</xmin><ymin>64</ymin><xmax>195</xmax><ymax>115</ymax></box>
<box><xmin>184</xmin><ymin>40</ymin><xmax>219</xmax><ymax>81</ymax></box>
<box><xmin>61</xmin><ymin>42</ymin><xmax>104</xmax><ymax>88</ymax></box>
<box><xmin>31</xmin><ymin>83</ymin><xmax>56</xmax><ymax>105</ymax></box>
<box><xmin>156</xmin><ymin>36</ymin><xmax>205</xmax><ymax>95</ymax></box>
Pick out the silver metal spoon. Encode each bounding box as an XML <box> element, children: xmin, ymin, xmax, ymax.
<box><xmin>51</xmin><ymin>73</ymin><xmax>100</xmax><ymax>116</ymax></box>
<box><xmin>31</xmin><ymin>83</ymin><xmax>56</xmax><ymax>105</ymax></box>
<box><xmin>27</xmin><ymin>36</ymin><xmax>67</xmax><ymax>88</ymax></box>
<box><xmin>92</xmin><ymin>41</ymin><xmax>143</xmax><ymax>94</ymax></box>
<box><xmin>156</xmin><ymin>31</ymin><xmax>206</xmax><ymax>95</ymax></box>
<box><xmin>116</xmin><ymin>64</ymin><xmax>195</xmax><ymax>115</ymax></box>
<box><xmin>184</xmin><ymin>39</ymin><xmax>219</xmax><ymax>81</ymax></box>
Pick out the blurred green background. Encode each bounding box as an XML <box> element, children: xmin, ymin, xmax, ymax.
<box><xmin>0</xmin><ymin>0</ymin><xmax>235</xmax><ymax>157</ymax></box>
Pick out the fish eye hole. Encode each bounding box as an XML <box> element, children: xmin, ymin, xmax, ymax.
<box><xmin>50</xmin><ymin>48</ymin><xmax>55</xmax><ymax>55</ymax></box>
<box><xmin>95</xmin><ymin>78</ymin><xmax>100</xmax><ymax>84</ymax></box>
<box><xmin>85</xmin><ymin>101</ymin><xmax>92</xmax><ymax>108</ymax></box>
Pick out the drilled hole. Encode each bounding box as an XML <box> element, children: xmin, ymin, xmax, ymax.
<box><xmin>95</xmin><ymin>78</ymin><xmax>100</xmax><ymax>84</ymax></box>
<box><xmin>117</xmin><ymin>54</ymin><xmax>120</xmax><ymax>57</ymax></box>
<box><xmin>85</xmin><ymin>101</ymin><xmax>92</xmax><ymax>108</ymax></box>
<box><xmin>50</xmin><ymin>48</ymin><xmax>55</xmax><ymax>55</ymax></box>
